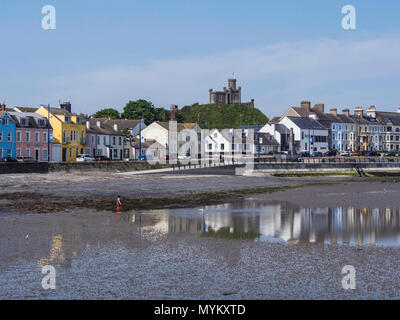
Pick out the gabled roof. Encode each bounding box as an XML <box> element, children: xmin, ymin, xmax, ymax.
<box><xmin>98</xmin><ymin>119</ymin><xmax>143</xmax><ymax>130</ymax></box>
<box><xmin>376</xmin><ymin>111</ymin><xmax>400</xmax><ymax>126</ymax></box>
<box><xmin>256</xmin><ymin>133</ymin><xmax>280</xmax><ymax>146</ymax></box>
<box><xmin>7</xmin><ymin>112</ymin><xmax>49</xmax><ymax>129</ymax></box>
<box><xmin>13</xmin><ymin>106</ymin><xmax>38</xmax><ymax>113</ymax></box>
<box><xmin>155</xmin><ymin>122</ymin><xmax>199</xmax><ymax>132</ymax></box>
<box><xmin>285</xmin><ymin>117</ymin><xmax>326</xmax><ymax>130</ymax></box>
<box><xmin>87</xmin><ymin>119</ymin><xmax>124</xmax><ymax>136</ymax></box>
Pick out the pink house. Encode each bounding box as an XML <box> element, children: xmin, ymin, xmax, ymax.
<box><xmin>9</xmin><ymin>112</ymin><xmax>53</xmax><ymax>161</ymax></box>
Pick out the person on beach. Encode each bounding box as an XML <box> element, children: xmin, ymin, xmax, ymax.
<box><xmin>117</xmin><ymin>196</ymin><xmax>122</xmax><ymax>212</ymax></box>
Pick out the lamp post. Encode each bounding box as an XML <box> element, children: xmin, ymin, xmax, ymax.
<box><xmin>138</xmin><ymin>111</ymin><xmax>142</xmax><ymax>160</ymax></box>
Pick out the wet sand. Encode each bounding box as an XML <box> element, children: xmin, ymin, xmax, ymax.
<box><xmin>1</xmin><ymin>172</ymin><xmax>400</xmax><ymax>299</ymax></box>
<box><xmin>0</xmin><ymin>209</ymin><xmax>400</xmax><ymax>300</ymax></box>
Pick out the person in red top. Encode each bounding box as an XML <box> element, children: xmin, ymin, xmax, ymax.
<box><xmin>117</xmin><ymin>196</ymin><xmax>122</xmax><ymax>212</ymax></box>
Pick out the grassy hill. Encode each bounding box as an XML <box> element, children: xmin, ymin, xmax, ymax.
<box><xmin>178</xmin><ymin>103</ymin><xmax>269</xmax><ymax>129</ymax></box>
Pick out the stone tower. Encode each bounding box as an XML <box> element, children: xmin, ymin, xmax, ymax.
<box><xmin>209</xmin><ymin>78</ymin><xmax>254</xmax><ymax>107</ymax></box>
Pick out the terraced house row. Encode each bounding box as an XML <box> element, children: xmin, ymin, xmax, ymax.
<box><xmin>0</xmin><ymin>103</ymin><xmax>146</xmax><ymax>162</ymax></box>
<box><xmin>262</xmin><ymin>101</ymin><xmax>400</xmax><ymax>154</ymax></box>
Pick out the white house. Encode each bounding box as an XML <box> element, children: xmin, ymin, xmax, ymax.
<box><xmin>279</xmin><ymin>116</ymin><xmax>328</xmax><ymax>154</ymax></box>
<box><xmin>142</xmin><ymin>121</ymin><xmax>201</xmax><ymax>157</ymax></box>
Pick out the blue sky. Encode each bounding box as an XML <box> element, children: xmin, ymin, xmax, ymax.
<box><xmin>1</xmin><ymin>0</ymin><xmax>400</xmax><ymax>117</ymax></box>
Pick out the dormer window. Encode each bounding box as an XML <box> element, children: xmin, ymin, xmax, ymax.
<box><xmin>38</xmin><ymin>119</ymin><xmax>45</xmax><ymax>127</ymax></box>
<box><xmin>3</xmin><ymin>118</ymin><xmax>8</xmax><ymax>126</ymax></box>
<box><xmin>21</xmin><ymin>118</ymin><xmax>28</xmax><ymax>126</ymax></box>
<box><xmin>76</xmin><ymin>118</ymin><xmax>81</xmax><ymax>124</ymax></box>
<box><xmin>65</xmin><ymin>116</ymin><xmax>70</xmax><ymax>123</ymax></box>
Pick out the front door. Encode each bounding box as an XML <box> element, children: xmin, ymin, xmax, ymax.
<box><xmin>62</xmin><ymin>148</ymin><xmax>67</xmax><ymax>162</ymax></box>
<box><xmin>35</xmin><ymin>149</ymin><xmax>39</xmax><ymax>161</ymax></box>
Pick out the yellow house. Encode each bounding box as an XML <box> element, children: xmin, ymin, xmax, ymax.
<box><xmin>36</xmin><ymin>103</ymin><xmax>87</xmax><ymax>162</ymax></box>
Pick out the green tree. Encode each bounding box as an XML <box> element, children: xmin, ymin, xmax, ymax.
<box><xmin>122</xmin><ymin>99</ymin><xmax>172</xmax><ymax>125</ymax></box>
<box><xmin>93</xmin><ymin>108</ymin><xmax>120</xmax><ymax>119</ymax></box>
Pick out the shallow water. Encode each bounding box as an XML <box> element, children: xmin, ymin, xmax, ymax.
<box><xmin>1</xmin><ymin>199</ymin><xmax>400</xmax><ymax>299</ymax></box>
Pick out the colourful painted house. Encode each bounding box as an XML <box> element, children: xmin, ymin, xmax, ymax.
<box><xmin>36</xmin><ymin>102</ymin><xmax>87</xmax><ymax>162</ymax></box>
<box><xmin>8</xmin><ymin>111</ymin><xmax>53</xmax><ymax>161</ymax></box>
<box><xmin>0</xmin><ymin>105</ymin><xmax>16</xmax><ymax>159</ymax></box>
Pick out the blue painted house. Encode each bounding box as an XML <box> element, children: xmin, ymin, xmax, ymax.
<box><xmin>0</xmin><ymin>105</ymin><xmax>16</xmax><ymax>159</ymax></box>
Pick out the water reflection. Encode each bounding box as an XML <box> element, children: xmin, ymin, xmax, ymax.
<box><xmin>130</xmin><ymin>201</ymin><xmax>400</xmax><ymax>247</ymax></box>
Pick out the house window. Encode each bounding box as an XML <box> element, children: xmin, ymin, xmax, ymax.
<box><xmin>69</xmin><ymin>148</ymin><xmax>72</xmax><ymax>159</ymax></box>
<box><xmin>26</xmin><ymin>149</ymin><xmax>30</xmax><ymax>157</ymax></box>
<box><xmin>113</xmin><ymin>149</ymin><xmax>118</xmax><ymax>158</ymax></box>
<box><xmin>221</xmin><ymin>144</ymin><xmax>225</xmax><ymax>151</ymax></box>
<box><xmin>44</xmin><ymin>132</ymin><xmax>48</xmax><ymax>142</ymax></box>
<box><xmin>119</xmin><ymin>137</ymin><xmax>122</xmax><ymax>145</ymax></box>
<box><xmin>17</xmin><ymin>149</ymin><xmax>21</xmax><ymax>157</ymax></box>
<box><xmin>208</xmin><ymin>144</ymin><xmax>212</xmax><ymax>150</ymax></box>
<box><xmin>16</xmin><ymin>131</ymin><xmax>21</xmax><ymax>142</ymax></box>
<box><xmin>0</xmin><ymin>132</ymin><xmax>2</xmax><ymax>141</ymax></box>
<box><xmin>43</xmin><ymin>149</ymin><xmax>48</xmax><ymax>161</ymax></box>
<box><xmin>113</xmin><ymin>137</ymin><xmax>116</xmax><ymax>145</ymax></box>
<box><xmin>26</xmin><ymin>132</ymin><xmax>30</xmax><ymax>142</ymax></box>
<box><xmin>70</xmin><ymin>131</ymin><xmax>73</xmax><ymax>141</ymax></box>
<box><xmin>214</xmin><ymin>133</ymin><xmax>217</xmax><ymax>138</ymax></box>
<box><xmin>35</xmin><ymin>132</ymin><xmax>40</xmax><ymax>143</ymax></box>
<box><xmin>8</xmin><ymin>132</ymin><xmax>12</xmax><ymax>141</ymax></box>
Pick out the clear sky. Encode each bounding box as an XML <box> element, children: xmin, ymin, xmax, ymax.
<box><xmin>1</xmin><ymin>0</ymin><xmax>400</xmax><ymax>117</ymax></box>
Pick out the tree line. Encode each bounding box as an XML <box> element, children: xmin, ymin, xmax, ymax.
<box><xmin>92</xmin><ymin>99</ymin><xmax>268</xmax><ymax>128</ymax></box>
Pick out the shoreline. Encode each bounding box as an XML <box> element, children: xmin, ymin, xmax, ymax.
<box><xmin>1</xmin><ymin>170</ymin><xmax>400</xmax><ymax>213</ymax></box>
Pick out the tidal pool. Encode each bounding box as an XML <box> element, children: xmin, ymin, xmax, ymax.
<box><xmin>1</xmin><ymin>198</ymin><xmax>400</xmax><ymax>299</ymax></box>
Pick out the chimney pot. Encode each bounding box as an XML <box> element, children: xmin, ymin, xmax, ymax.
<box><xmin>314</xmin><ymin>103</ymin><xmax>325</xmax><ymax>113</ymax></box>
<box><xmin>96</xmin><ymin>121</ymin><xmax>101</xmax><ymax>128</ymax></box>
<box><xmin>301</xmin><ymin>101</ymin><xmax>311</xmax><ymax>113</ymax></box>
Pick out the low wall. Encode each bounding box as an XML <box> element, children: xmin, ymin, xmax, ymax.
<box><xmin>254</xmin><ymin>162</ymin><xmax>400</xmax><ymax>172</ymax></box>
<box><xmin>0</xmin><ymin>161</ymin><xmax>169</xmax><ymax>174</ymax></box>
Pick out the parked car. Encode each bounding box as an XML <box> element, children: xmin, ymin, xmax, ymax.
<box><xmin>299</xmin><ymin>152</ymin><xmax>310</xmax><ymax>158</ymax></box>
<box><xmin>340</xmin><ymin>152</ymin><xmax>352</xmax><ymax>157</ymax></box>
<box><xmin>384</xmin><ymin>152</ymin><xmax>397</xmax><ymax>157</ymax></box>
<box><xmin>353</xmin><ymin>151</ymin><xmax>366</xmax><ymax>156</ymax></box>
<box><xmin>367</xmin><ymin>151</ymin><xmax>381</xmax><ymax>157</ymax></box>
<box><xmin>22</xmin><ymin>157</ymin><xmax>38</xmax><ymax>163</ymax></box>
<box><xmin>95</xmin><ymin>155</ymin><xmax>111</xmax><ymax>161</ymax></box>
<box><xmin>311</xmin><ymin>152</ymin><xmax>323</xmax><ymax>158</ymax></box>
<box><xmin>1</xmin><ymin>156</ymin><xmax>18</xmax><ymax>163</ymax></box>
<box><xmin>16</xmin><ymin>157</ymin><xmax>24</xmax><ymax>162</ymax></box>
<box><xmin>324</xmin><ymin>150</ymin><xmax>337</xmax><ymax>157</ymax></box>
<box><xmin>160</xmin><ymin>155</ymin><xmax>170</xmax><ymax>161</ymax></box>
<box><xmin>137</xmin><ymin>155</ymin><xmax>147</xmax><ymax>161</ymax></box>
<box><xmin>178</xmin><ymin>154</ymin><xmax>191</xmax><ymax>161</ymax></box>
<box><xmin>76</xmin><ymin>154</ymin><xmax>95</xmax><ymax>162</ymax></box>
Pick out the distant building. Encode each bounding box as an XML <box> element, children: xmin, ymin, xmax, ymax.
<box><xmin>209</xmin><ymin>78</ymin><xmax>254</xmax><ymax>107</ymax></box>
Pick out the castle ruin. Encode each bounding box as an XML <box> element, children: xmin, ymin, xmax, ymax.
<box><xmin>209</xmin><ymin>78</ymin><xmax>254</xmax><ymax>107</ymax></box>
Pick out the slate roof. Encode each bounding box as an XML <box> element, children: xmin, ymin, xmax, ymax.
<box><xmin>87</xmin><ymin>119</ymin><xmax>124</xmax><ymax>136</ymax></box>
<box><xmin>7</xmin><ymin>111</ymin><xmax>49</xmax><ymax>129</ymax></box>
<box><xmin>286</xmin><ymin>117</ymin><xmax>326</xmax><ymax>130</ymax></box>
<box><xmin>376</xmin><ymin>111</ymin><xmax>400</xmax><ymax>126</ymax></box>
<box><xmin>256</xmin><ymin>133</ymin><xmax>280</xmax><ymax>146</ymax></box>
<box><xmin>98</xmin><ymin>119</ymin><xmax>142</xmax><ymax>130</ymax></box>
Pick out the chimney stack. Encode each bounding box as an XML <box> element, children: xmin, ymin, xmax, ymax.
<box><xmin>354</xmin><ymin>106</ymin><xmax>364</xmax><ymax>117</ymax></box>
<box><xmin>301</xmin><ymin>101</ymin><xmax>311</xmax><ymax>113</ymax></box>
<box><xmin>60</xmin><ymin>102</ymin><xmax>72</xmax><ymax>113</ymax></box>
<box><xmin>86</xmin><ymin>121</ymin><xmax>90</xmax><ymax>129</ymax></box>
<box><xmin>342</xmin><ymin>109</ymin><xmax>350</xmax><ymax>117</ymax></box>
<box><xmin>113</xmin><ymin>124</ymin><xmax>118</xmax><ymax>131</ymax></box>
<box><xmin>314</xmin><ymin>103</ymin><xmax>325</xmax><ymax>113</ymax></box>
<box><xmin>96</xmin><ymin>121</ymin><xmax>101</xmax><ymax>128</ymax></box>
<box><xmin>0</xmin><ymin>104</ymin><xmax>5</xmax><ymax>113</ymax></box>
<box><xmin>330</xmin><ymin>108</ymin><xmax>338</xmax><ymax>117</ymax></box>
<box><xmin>170</xmin><ymin>105</ymin><xmax>178</xmax><ymax>121</ymax></box>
